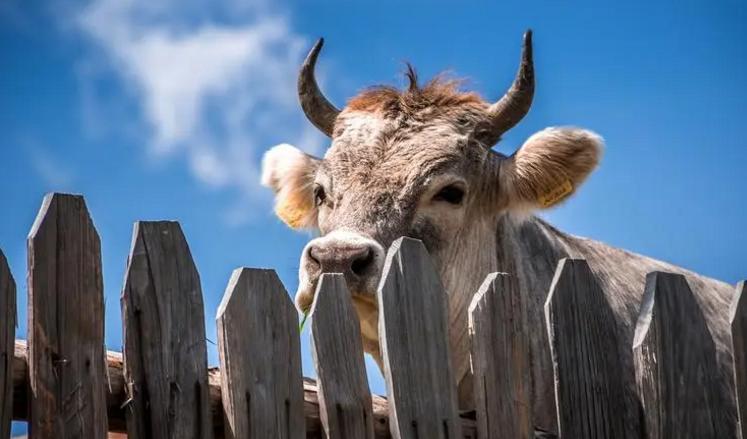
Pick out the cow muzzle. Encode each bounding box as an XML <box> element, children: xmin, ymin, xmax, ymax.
<box><xmin>296</xmin><ymin>230</ymin><xmax>385</xmax><ymax>313</ymax></box>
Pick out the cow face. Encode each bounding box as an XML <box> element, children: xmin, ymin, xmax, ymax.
<box><xmin>261</xmin><ymin>34</ymin><xmax>602</xmax><ymax>359</ymax></box>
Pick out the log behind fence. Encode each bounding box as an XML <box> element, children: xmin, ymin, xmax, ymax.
<box><xmin>544</xmin><ymin>258</ymin><xmax>627</xmax><ymax>439</ymax></box>
<box><xmin>3</xmin><ymin>192</ymin><xmax>743</xmax><ymax>439</ymax></box>
<box><xmin>216</xmin><ymin>267</ymin><xmax>305</xmax><ymax>439</ymax></box>
<box><xmin>10</xmin><ymin>338</ymin><xmax>407</xmax><ymax>438</ymax></box>
<box><xmin>121</xmin><ymin>221</ymin><xmax>213</xmax><ymax>439</ymax></box>
<box><xmin>633</xmin><ymin>271</ymin><xmax>732</xmax><ymax>439</ymax></box>
<box><xmin>6</xmin><ymin>193</ymin><xmax>482</xmax><ymax>439</ymax></box>
<box><xmin>1</xmin><ymin>249</ymin><xmax>15</xmax><ymax>439</ymax></box>
<box><xmin>27</xmin><ymin>193</ymin><xmax>108</xmax><ymax>438</ymax></box>
<box><xmin>731</xmin><ymin>281</ymin><xmax>747</xmax><ymax>439</ymax></box>
<box><xmin>468</xmin><ymin>272</ymin><xmax>532</xmax><ymax>439</ymax></box>
<box><xmin>378</xmin><ymin>237</ymin><xmax>460</xmax><ymax>439</ymax></box>
<box><xmin>310</xmin><ymin>273</ymin><xmax>374</xmax><ymax>439</ymax></box>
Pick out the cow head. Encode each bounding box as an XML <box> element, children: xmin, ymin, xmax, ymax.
<box><xmin>261</xmin><ymin>31</ymin><xmax>602</xmax><ymax>361</ymax></box>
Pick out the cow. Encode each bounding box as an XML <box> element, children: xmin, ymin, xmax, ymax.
<box><xmin>261</xmin><ymin>31</ymin><xmax>737</xmax><ymax>436</ymax></box>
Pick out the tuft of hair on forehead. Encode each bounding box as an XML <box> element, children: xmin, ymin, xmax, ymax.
<box><xmin>346</xmin><ymin>65</ymin><xmax>487</xmax><ymax>119</ymax></box>
<box><xmin>405</xmin><ymin>63</ymin><xmax>419</xmax><ymax>91</ymax></box>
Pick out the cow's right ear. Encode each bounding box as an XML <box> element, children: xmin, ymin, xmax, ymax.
<box><xmin>494</xmin><ymin>127</ymin><xmax>603</xmax><ymax>213</ymax></box>
<box><xmin>261</xmin><ymin>143</ymin><xmax>321</xmax><ymax>229</ymax></box>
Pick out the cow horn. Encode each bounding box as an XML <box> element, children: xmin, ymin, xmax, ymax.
<box><xmin>482</xmin><ymin>30</ymin><xmax>535</xmax><ymax>145</ymax></box>
<box><xmin>298</xmin><ymin>38</ymin><xmax>340</xmax><ymax>137</ymax></box>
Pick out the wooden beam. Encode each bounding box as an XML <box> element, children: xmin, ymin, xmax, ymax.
<box><xmin>11</xmin><ymin>340</ymin><xmax>478</xmax><ymax>437</ymax></box>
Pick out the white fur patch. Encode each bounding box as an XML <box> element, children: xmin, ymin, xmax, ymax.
<box><xmin>260</xmin><ymin>143</ymin><xmax>307</xmax><ymax>189</ymax></box>
<box><xmin>524</xmin><ymin>126</ymin><xmax>605</xmax><ymax>158</ymax></box>
<box><xmin>260</xmin><ymin>143</ymin><xmax>320</xmax><ymax>229</ymax></box>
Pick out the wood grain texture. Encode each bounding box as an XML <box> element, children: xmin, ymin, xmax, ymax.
<box><xmin>731</xmin><ymin>281</ymin><xmax>747</xmax><ymax>439</ymax></box>
<box><xmin>468</xmin><ymin>272</ymin><xmax>532</xmax><ymax>439</ymax></box>
<box><xmin>377</xmin><ymin>237</ymin><xmax>460</xmax><ymax>439</ymax></box>
<box><xmin>216</xmin><ymin>268</ymin><xmax>305</xmax><ymax>439</ymax></box>
<box><xmin>121</xmin><ymin>221</ymin><xmax>213</xmax><ymax>439</ymax></box>
<box><xmin>27</xmin><ymin>193</ymin><xmax>108</xmax><ymax>438</ymax></box>
<box><xmin>310</xmin><ymin>273</ymin><xmax>374</xmax><ymax>439</ymax></box>
<box><xmin>12</xmin><ymin>339</ymin><xmax>477</xmax><ymax>437</ymax></box>
<box><xmin>633</xmin><ymin>271</ymin><xmax>732</xmax><ymax>439</ymax></box>
<box><xmin>1</xmin><ymin>249</ymin><xmax>16</xmax><ymax>439</ymax></box>
<box><xmin>544</xmin><ymin>258</ymin><xmax>627</xmax><ymax>439</ymax></box>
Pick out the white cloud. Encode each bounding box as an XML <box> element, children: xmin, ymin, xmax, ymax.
<box><xmin>75</xmin><ymin>0</ymin><xmax>327</xmax><ymax>224</ymax></box>
<box><xmin>27</xmin><ymin>142</ymin><xmax>76</xmax><ymax>189</ymax></box>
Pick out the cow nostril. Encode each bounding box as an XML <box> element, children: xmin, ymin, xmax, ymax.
<box><xmin>308</xmin><ymin>246</ymin><xmax>321</xmax><ymax>267</ymax></box>
<box><xmin>351</xmin><ymin>248</ymin><xmax>374</xmax><ymax>277</ymax></box>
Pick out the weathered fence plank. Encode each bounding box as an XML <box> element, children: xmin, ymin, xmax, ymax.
<box><xmin>310</xmin><ymin>273</ymin><xmax>374</xmax><ymax>439</ymax></box>
<box><xmin>27</xmin><ymin>193</ymin><xmax>108</xmax><ymax>438</ymax></box>
<box><xmin>121</xmin><ymin>221</ymin><xmax>213</xmax><ymax>439</ymax></box>
<box><xmin>544</xmin><ymin>258</ymin><xmax>627</xmax><ymax>438</ymax></box>
<box><xmin>216</xmin><ymin>268</ymin><xmax>305</xmax><ymax>439</ymax></box>
<box><xmin>378</xmin><ymin>237</ymin><xmax>460</xmax><ymax>439</ymax></box>
<box><xmin>468</xmin><ymin>272</ymin><xmax>532</xmax><ymax>439</ymax></box>
<box><xmin>12</xmin><ymin>337</ymin><xmax>431</xmax><ymax>438</ymax></box>
<box><xmin>633</xmin><ymin>271</ymin><xmax>731</xmax><ymax>439</ymax></box>
<box><xmin>731</xmin><ymin>281</ymin><xmax>747</xmax><ymax>439</ymax></box>
<box><xmin>1</xmin><ymin>249</ymin><xmax>16</xmax><ymax>439</ymax></box>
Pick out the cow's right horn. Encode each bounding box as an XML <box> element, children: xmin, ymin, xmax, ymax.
<box><xmin>298</xmin><ymin>38</ymin><xmax>340</xmax><ymax>137</ymax></box>
<box><xmin>480</xmin><ymin>30</ymin><xmax>535</xmax><ymax>146</ymax></box>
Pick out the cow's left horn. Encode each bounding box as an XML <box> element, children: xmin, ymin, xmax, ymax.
<box><xmin>481</xmin><ymin>30</ymin><xmax>535</xmax><ymax>145</ymax></box>
<box><xmin>298</xmin><ymin>38</ymin><xmax>340</xmax><ymax>137</ymax></box>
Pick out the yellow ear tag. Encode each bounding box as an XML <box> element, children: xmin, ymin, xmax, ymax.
<box><xmin>538</xmin><ymin>180</ymin><xmax>574</xmax><ymax>208</ymax></box>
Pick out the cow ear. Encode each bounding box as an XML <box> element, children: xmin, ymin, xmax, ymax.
<box><xmin>261</xmin><ymin>143</ymin><xmax>321</xmax><ymax>229</ymax></box>
<box><xmin>497</xmin><ymin>127</ymin><xmax>603</xmax><ymax>212</ymax></box>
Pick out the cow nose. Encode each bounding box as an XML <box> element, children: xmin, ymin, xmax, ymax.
<box><xmin>308</xmin><ymin>243</ymin><xmax>375</xmax><ymax>278</ymax></box>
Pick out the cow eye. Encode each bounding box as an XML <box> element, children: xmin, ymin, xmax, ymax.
<box><xmin>313</xmin><ymin>184</ymin><xmax>326</xmax><ymax>207</ymax></box>
<box><xmin>433</xmin><ymin>184</ymin><xmax>465</xmax><ymax>205</ymax></box>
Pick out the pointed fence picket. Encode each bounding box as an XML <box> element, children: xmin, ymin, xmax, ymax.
<box><xmin>468</xmin><ymin>272</ymin><xmax>532</xmax><ymax>439</ymax></box>
<box><xmin>731</xmin><ymin>281</ymin><xmax>747</xmax><ymax>439</ymax></box>
<box><xmin>378</xmin><ymin>237</ymin><xmax>461</xmax><ymax>439</ymax></box>
<box><xmin>544</xmin><ymin>259</ymin><xmax>627</xmax><ymax>438</ymax></box>
<box><xmin>121</xmin><ymin>221</ymin><xmax>213</xmax><ymax>439</ymax></box>
<box><xmin>0</xmin><ymin>192</ymin><xmax>743</xmax><ymax>439</ymax></box>
<box><xmin>0</xmin><ymin>250</ymin><xmax>15</xmax><ymax>439</ymax></box>
<box><xmin>633</xmin><ymin>272</ymin><xmax>732</xmax><ymax>438</ymax></box>
<box><xmin>27</xmin><ymin>194</ymin><xmax>108</xmax><ymax>438</ymax></box>
<box><xmin>216</xmin><ymin>267</ymin><xmax>305</xmax><ymax>439</ymax></box>
<box><xmin>310</xmin><ymin>273</ymin><xmax>374</xmax><ymax>439</ymax></box>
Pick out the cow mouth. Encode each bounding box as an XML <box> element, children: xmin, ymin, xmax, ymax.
<box><xmin>295</xmin><ymin>230</ymin><xmax>386</xmax><ymax>315</ymax></box>
<box><xmin>295</xmin><ymin>271</ymin><xmax>383</xmax><ymax>358</ymax></box>
<box><xmin>296</xmin><ymin>281</ymin><xmax>379</xmax><ymax>315</ymax></box>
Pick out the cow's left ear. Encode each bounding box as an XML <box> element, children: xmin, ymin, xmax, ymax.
<box><xmin>496</xmin><ymin>127</ymin><xmax>603</xmax><ymax>212</ymax></box>
<box><xmin>261</xmin><ymin>143</ymin><xmax>321</xmax><ymax>229</ymax></box>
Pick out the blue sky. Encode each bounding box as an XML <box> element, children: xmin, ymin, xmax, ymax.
<box><xmin>1</xmin><ymin>0</ymin><xmax>746</xmax><ymax>433</ymax></box>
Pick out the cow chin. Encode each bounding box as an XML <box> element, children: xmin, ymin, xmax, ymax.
<box><xmin>351</xmin><ymin>293</ymin><xmax>382</xmax><ymax>363</ymax></box>
<box><xmin>293</xmin><ymin>276</ymin><xmax>380</xmax><ymax>315</ymax></box>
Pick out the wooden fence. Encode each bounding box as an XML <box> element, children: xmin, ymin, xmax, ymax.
<box><xmin>0</xmin><ymin>192</ymin><xmax>745</xmax><ymax>438</ymax></box>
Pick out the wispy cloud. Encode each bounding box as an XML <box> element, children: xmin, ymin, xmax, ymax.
<box><xmin>74</xmin><ymin>0</ymin><xmax>326</xmax><ymax>224</ymax></box>
<box><xmin>26</xmin><ymin>141</ymin><xmax>76</xmax><ymax>189</ymax></box>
